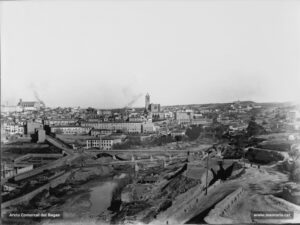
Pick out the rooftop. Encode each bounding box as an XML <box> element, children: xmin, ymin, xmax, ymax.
<box><xmin>51</xmin><ymin>125</ymin><xmax>91</xmax><ymax>128</ymax></box>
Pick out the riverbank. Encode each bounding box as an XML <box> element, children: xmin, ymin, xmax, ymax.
<box><xmin>2</xmin><ymin>163</ymin><xmax>132</xmax><ymax>225</ymax></box>
<box><xmin>46</xmin><ymin>171</ymin><xmax>133</xmax><ymax>224</ymax></box>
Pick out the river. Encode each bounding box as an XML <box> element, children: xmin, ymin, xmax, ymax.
<box><xmin>51</xmin><ymin>178</ymin><xmax>118</xmax><ymax>221</ymax></box>
<box><xmin>89</xmin><ymin>181</ymin><xmax>117</xmax><ymax>215</ymax></box>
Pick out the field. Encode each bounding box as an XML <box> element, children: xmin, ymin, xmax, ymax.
<box><xmin>56</xmin><ymin>134</ymin><xmax>93</xmax><ymax>146</ymax></box>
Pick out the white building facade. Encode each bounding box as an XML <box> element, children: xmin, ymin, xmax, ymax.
<box><xmin>86</xmin><ymin>137</ymin><xmax>123</xmax><ymax>150</ymax></box>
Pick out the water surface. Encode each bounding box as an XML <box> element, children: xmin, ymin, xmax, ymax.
<box><xmin>89</xmin><ymin>181</ymin><xmax>117</xmax><ymax>215</ymax></box>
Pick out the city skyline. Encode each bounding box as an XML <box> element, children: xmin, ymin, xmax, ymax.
<box><xmin>1</xmin><ymin>1</ymin><xmax>300</xmax><ymax>108</ymax></box>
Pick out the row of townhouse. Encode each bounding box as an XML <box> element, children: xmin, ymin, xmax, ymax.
<box><xmin>81</xmin><ymin>122</ymin><xmax>156</xmax><ymax>134</ymax></box>
<box><xmin>91</xmin><ymin>129</ymin><xmax>113</xmax><ymax>137</ymax></box>
<box><xmin>2</xmin><ymin>123</ymin><xmax>25</xmax><ymax>135</ymax></box>
<box><xmin>51</xmin><ymin>125</ymin><xmax>91</xmax><ymax>135</ymax></box>
<box><xmin>81</xmin><ymin>122</ymin><xmax>142</xmax><ymax>133</ymax></box>
<box><xmin>44</xmin><ymin>118</ymin><xmax>78</xmax><ymax>126</ymax></box>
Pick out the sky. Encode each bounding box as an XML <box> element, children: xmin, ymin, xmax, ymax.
<box><xmin>1</xmin><ymin>0</ymin><xmax>300</xmax><ymax>108</ymax></box>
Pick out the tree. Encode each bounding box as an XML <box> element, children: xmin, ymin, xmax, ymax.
<box><xmin>214</xmin><ymin>124</ymin><xmax>229</xmax><ymax>139</ymax></box>
<box><xmin>174</xmin><ymin>135</ymin><xmax>182</xmax><ymax>142</ymax></box>
<box><xmin>246</xmin><ymin>117</ymin><xmax>266</xmax><ymax>137</ymax></box>
<box><xmin>87</xmin><ymin>107</ymin><xmax>97</xmax><ymax>114</ymax></box>
<box><xmin>185</xmin><ymin>125</ymin><xmax>203</xmax><ymax>140</ymax></box>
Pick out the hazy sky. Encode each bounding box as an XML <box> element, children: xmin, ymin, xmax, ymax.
<box><xmin>1</xmin><ymin>0</ymin><xmax>300</xmax><ymax>108</ymax></box>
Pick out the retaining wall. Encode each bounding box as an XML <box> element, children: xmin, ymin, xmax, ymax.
<box><xmin>1</xmin><ymin>171</ymin><xmax>71</xmax><ymax>209</ymax></box>
<box><xmin>170</xmin><ymin>180</ymin><xmax>221</xmax><ymax>222</ymax></box>
<box><xmin>14</xmin><ymin>156</ymin><xmax>68</xmax><ymax>181</ymax></box>
<box><xmin>14</xmin><ymin>153</ymin><xmax>63</xmax><ymax>163</ymax></box>
<box><xmin>204</xmin><ymin>187</ymin><xmax>245</xmax><ymax>224</ymax></box>
<box><xmin>11</xmin><ymin>136</ymin><xmax>74</xmax><ymax>181</ymax></box>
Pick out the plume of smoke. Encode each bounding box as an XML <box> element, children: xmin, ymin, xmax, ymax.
<box><xmin>125</xmin><ymin>93</ymin><xmax>143</xmax><ymax>108</ymax></box>
<box><xmin>33</xmin><ymin>90</ymin><xmax>45</xmax><ymax>106</ymax></box>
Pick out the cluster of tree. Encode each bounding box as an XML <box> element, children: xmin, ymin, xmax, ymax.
<box><xmin>212</xmin><ymin>124</ymin><xmax>229</xmax><ymax>139</ymax></box>
<box><xmin>223</xmin><ymin>132</ymin><xmax>249</xmax><ymax>149</ymax></box>
<box><xmin>86</xmin><ymin>107</ymin><xmax>97</xmax><ymax>114</ymax></box>
<box><xmin>275</xmin><ymin>113</ymin><xmax>287</xmax><ymax>120</ymax></box>
<box><xmin>113</xmin><ymin>138</ymin><xmax>142</xmax><ymax>150</ymax></box>
<box><xmin>185</xmin><ymin>125</ymin><xmax>203</xmax><ymax>140</ymax></box>
<box><xmin>246</xmin><ymin>117</ymin><xmax>266</xmax><ymax>137</ymax></box>
<box><xmin>246</xmin><ymin>148</ymin><xmax>284</xmax><ymax>164</ymax></box>
<box><xmin>222</xmin><ymin>147</ymin><xmax>244</xmax><ymax>159</ymax></box>
<box><xmin>113</xmin><ymin>134</ymin><xmax>182</xmax><ymax>149</ymax></box>
<box><xmin>185</xmin><ymin>123</ymin><xmax>229</xmax><ymax>141</ymax></box>
<box><xmin>150</xmin><ymin>135</ymin><xmax>175</xmax><ymax>146</ymax></box>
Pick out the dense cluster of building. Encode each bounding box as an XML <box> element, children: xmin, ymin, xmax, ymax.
<box><xmin>1</xmin><ymin>94</ymin><xmax>300</xmax><ymax>150</ymax></box>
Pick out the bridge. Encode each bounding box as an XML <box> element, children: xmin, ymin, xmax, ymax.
<box><xmin>73</xmin><ymin>155</ymin><xmax>188</xmax><ymax>169</ymax></box>
<box><xmin>45</xmin><ymin>135</ymin><xmax>74</xmax><ymax>156</ymax></box>
<box><xmin>87</xmin><ymin>145</ymin><xmax>208</xmax><ymax>154</ymax></box>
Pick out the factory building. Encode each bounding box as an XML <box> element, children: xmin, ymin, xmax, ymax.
<box><xmin>17</xmin><ymin>99</ymin><xmax>45</xmax><ymax>111</ymax></box>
